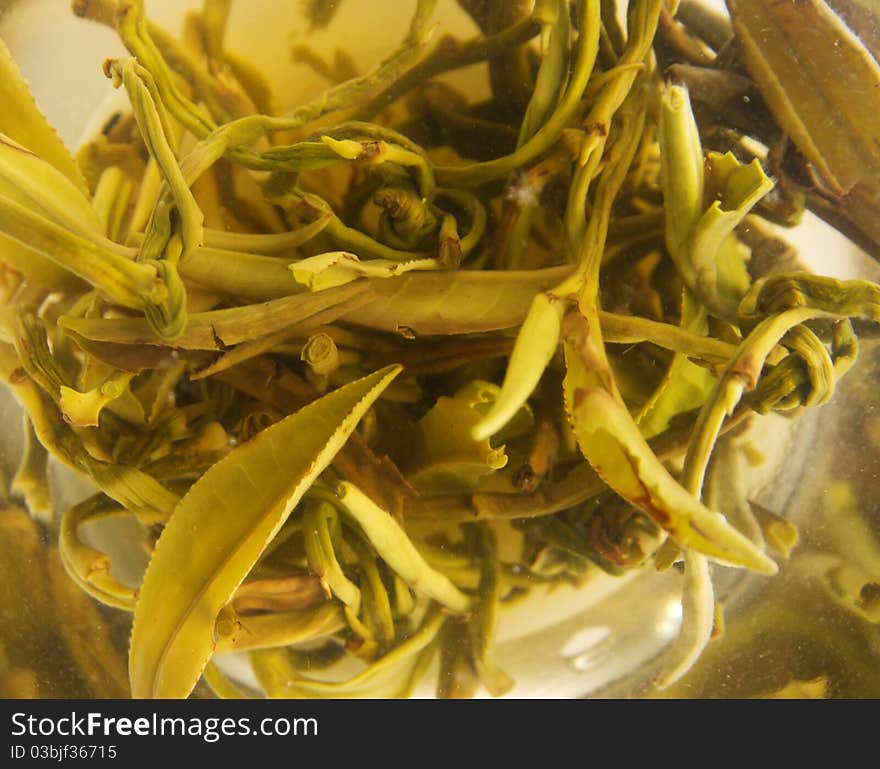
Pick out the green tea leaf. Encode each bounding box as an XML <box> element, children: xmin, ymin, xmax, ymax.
<box><xmin>638</xmin><ymin>291</ymin><xmax>716</xmax><ymax>438</ymax></box>
<box><xmin>58</xmin><ymin>495</ymin><xmax>138</xmax><ymax>611</ymax></box>
<box><xmin>518</xmin><ymin>0</ymin><xmax>571</xmax><ymax>145</ymax></box>
<box><xmin>659</xmin><ymin>85</ymin><xmax>773</xmax><ymax>319</ymax></box>
<box><xmin>128</xmin><ymin>364</ymin><xmax>401</xmax><ymax>698</ymax></box>
<box><xmin>251</xmin><ymin>608</ymin><xmax>444</xmax><ymax>698</ymax></box>
<box><xmin>562</xmin><ymin>341</ymin><xmax>777</xmax><ymax>574</ymax></box>
<box><xmin>0</xmin><ymin>39</ymin><xmax>89</xmax><ymax>195</ymax></box>
<box><xmin>653</xmin><ymin>551</ymin><xmax>714</xmax><ymax>689</ymax></box>
<box><xmin>342</xmin><ymin>267</ymin><xmax>571</xmax><ymax>335</ymax></box>
<box><xmin>290</xmin><ymin>251</ymin><xmax>442</xmax><ymax>291</ymax></box>
<box><xmin>334</xmin><ymin>482</ymin><xmax>474</xmax><ymax>612</ymax></box>
<box><xmin>10</xmin><ymin>415</ymin><xmax>53</xmax><ymax>522</ymax></box>
<box><xmin>0</xmin><ymin>343</ymin><xmax>178</xmax><ymax>525</ymax></box>
<box><xmin>470</xmin><ymin>291</ymin><xmax>565</xmax><ymax>440</ymax></box>
<box><xmin>59</xmin><ymin>370</ymin><xmax>136</xmax><ymax>428</ymax></box>
<box><xmin>658</xmin><ymin>84</ymin><xmax>704</xmax><ymax>259</ymax></box>
<box><xmin>407</xmin><ymin>380</ymin><xmax>515</xmax><ymax>493</ymax></box>
<box><xmin>213</xmin><ymin>603</ymin><xmax>346</xmax><ymax>653</ymax></box>
<box><xmin>302</xmin><ymin>500</ymin><xmax>361</xmax><ymax>612</ymax></box>
<box><xmin>60</xmin><ymin>281</ymin><xmax>373</xmax><ymax>349</ymax></box>
<box><xmin>0</xmin><ymin>134</ymin><xmax>101</xmax><ymax>239</ymax></box>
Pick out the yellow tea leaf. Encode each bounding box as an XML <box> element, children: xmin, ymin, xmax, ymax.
<box><xmin>129</xmin><ymin>365</ymin><xmax>401</xmax><ymax>698</ymax></box>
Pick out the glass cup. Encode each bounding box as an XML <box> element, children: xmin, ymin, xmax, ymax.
<box><xmin>1</xmin><ymin>0</ymin><xmax>878</xmax><ymax>699</ymax></box>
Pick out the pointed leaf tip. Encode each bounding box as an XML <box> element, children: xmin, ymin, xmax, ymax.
<box><xmin>129</xmin><ymin>364</ymin><xmax>401</xmax><ymax>698</ymax></box>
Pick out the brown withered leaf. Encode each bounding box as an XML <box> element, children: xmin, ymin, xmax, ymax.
<box><xmin>0</xmin><ymin>505</ymin><xmax>129</xmax><ymax>697</ymax></box>
<box><xmin>827</xmin><ymin>0</ymin><xmax>880</xmax><ymax>62</ymax></box>
<box><xmin>727</xmin><ymin>0</ymin><xmax>880</xmax><ymax>195</ymax></box>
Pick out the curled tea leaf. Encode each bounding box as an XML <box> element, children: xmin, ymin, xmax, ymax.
<box><xmin>562</xmin><ymin>378</ymin><xmax>777</xmax><ymax>573</ymax></box>
<box><xmin>10</xmin><ymin>416</ymin><xmax>52</xmax><ymax>522</ymax></box>
<box><xmin>471</xmin><ymin>291</ymin><xmax>566</xmax><ymax>441</ymax></box>
<box><xmin>659</xmin><ymin>84</ymin><xmax>774</xmax><ymax>319</ymax></box>
<box><xmin>59</xmin><ymin>370</ymin><xmax>136</xmax><ymax>428</ymax></box>
<box><xmin>291</xmin><ymin>251</ymin><xmax>442</xmax><ymax>291</ymax></box>
<box><xmin>407</xmin><ymin>380</ymin><xmax>521</xmax><ymax>494</ymax></box>
<box><xmin>334</xmin><ymin>481</ymin><xmax>474</xmax><ymax>612</ymax></box>
<box><xmin>654</xmin><ymin>551</ymin><xmax>714</xmax><ymax>689</ymax></box>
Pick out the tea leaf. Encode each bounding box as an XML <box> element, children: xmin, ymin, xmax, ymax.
<box><xmin>290</xmin><ymin>251</ymin><xmax>442</xmax><ymax>291</ymax></box>
<box><xmin>302</xmin><ymin>500</ymin><xmax>361</xmax><ymax>612</ymax></box>
<box><xmin>3</xmin><ymin>0</ymin><xmax>879</xmax><ymax>701</ymax></box>
<box><xmin>407</xmin><ymin>380</ymin><xmax>516</xmax><ymax>493</ymax></box>
<box><xmin>466</xmin><ymin>524</ymin><xmax>514</xmax><ymax>696</ymax></box>
<box><xmin>727</xmin><ymin>0</ymin><xmax>880</xmax><ymax>194</ymax></box>
<box><xmin>435</xmin><ymin>0</ymin><xmax>601</xmax><ymax>186</ymax></box>
<box><xmin>213</xmin><ymin>603</ymin><xmax>346</xmax><ymax>653</ymax></box>
<box><xmin>654</xmin><ymin>550</ymin><xmax>715</xmax><ymax>689</ymax></box>
<box><xmin>638</xmin><ymin>291</ymin><xmax>716</xmax><ymax>438</ymax></box>
<box><xmin>518</xmin><ymin>0</ymin><xmax>571</xmax><ymax>145</ymax></box>
<box><xmin>0</xmin><ymin>195</ymin><xmax>162</xmax><ymax>313</ymax></box>
<box><xmin>562</xmin><ymin>351</ymin><xmax>777</xmax><ymax>573</ymax></box>
<box><xmin>10</xmin><ymin>416</ymin><xmax>52</xmax><ymax>522</ymax></box>
<box><xmin>342</xmin><ymin>267</ymin><xmax>571</xmax><ymax>335</ymax></box>
<box><xmin>333</xmin><ymin>482</ymin><xmax>474</xmax><ymax>612</ymax></box>
<box><xmin>0</xmin><ymin>134</ymin><xmax>101</xmax><ymax>239</ymax></box>
<box><xmin>659</xmin><ymin>85</ymin><xmax>773</xmax><ymax>319</ymax></box>
<box><xmin>128</xmin><ymin>365</ymin><xmax>401</xmax><ymax>698</ymax></box>
<box><xmin>471</xmin><ymin>291</ymin><xmax>566</xmax><ymax>441</ymax></box>
<box><xmin>0</xmin><ymin>39</ymin><xmax>89</xmax><ymax>195</ymax></box>
<box><xmin>60</xmin><ymin>281</ymin><xmax>373</xmax><ymax>349</ymax></box>
<box><xmin>251</xmin><ymin>608</ymin><xmax>444</xmax><ymax>698</ymax></box>
<box><xmin>58</xmin><ymin>495</ymin><xmax>138</xmax><ymax>612</ymax></box>
<box><xmin>59</xmin><ymin>370</ymin><xmax>136</xmax><ymax>428</ymax></box>
<box><xmin>0</xmin><ymin>343</ymin><xmax>178</xmax><ymax>524</ymax></box>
